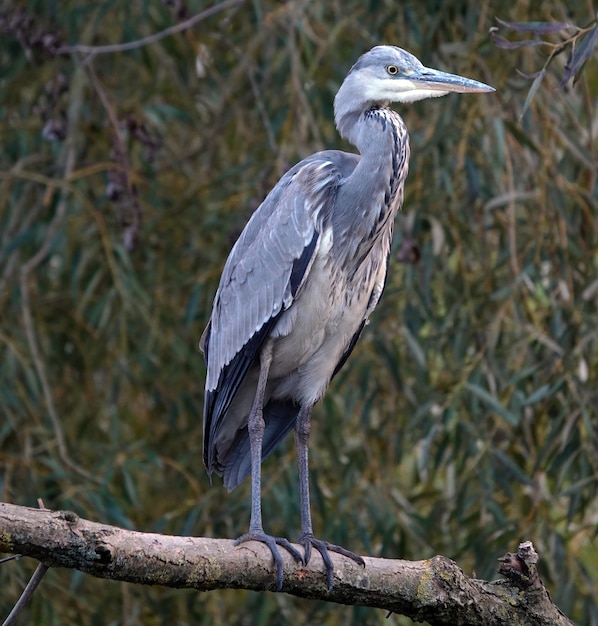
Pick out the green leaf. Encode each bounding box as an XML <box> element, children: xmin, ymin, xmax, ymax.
<box><xmin>464</xmin><ymin>382</ymin><xmax>520</xmax><ymax>426</ymax></box>
<box><xmin>496</xmin><ymin>18</ymin><xmax>572</xmax><ymax>34</ymax></box>
<box><xmin>561</xmin><ymin>26</ymin><xmax>598</xmax><ymax>86</ymax></box>
<box><xmin>520</xmin><ymin>67</ymin><xmax>547</xmax><ymax>119</ymax></box>
<box><xmin>523</xmin><ymin>384</ymin><xmax>551</xmax><ymax>405</ymax></box>
<box><xmin>489</xmin><ymin>30</ymin><xmax>546</xmax><ymax>49</ymax></box>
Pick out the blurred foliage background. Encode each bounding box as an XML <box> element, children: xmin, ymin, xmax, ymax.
<box><xmin>1</xmin><ymin>0</ymin><xmax>597</xmax><ymax>624</ymax></box>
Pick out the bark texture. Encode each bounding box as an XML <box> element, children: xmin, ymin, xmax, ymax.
<box><xmin>0</xmin><ymin>502</ymin><xmax>574</xmax><ymax>626</ymax></box>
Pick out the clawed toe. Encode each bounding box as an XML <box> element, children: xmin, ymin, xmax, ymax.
<box><xmin>234</xmin><ymin>530</ymin><xmax>364</xmax><ymax>591</ymax></box>
<box><xmin>235</xmin><ymin>530</ymin><xmax>303</xmax><ymax>591</ymax></box>
<box><xmin>299</xmin><ymin>533</ymin><xmax>365</xmax><ymax>591</ymax></box>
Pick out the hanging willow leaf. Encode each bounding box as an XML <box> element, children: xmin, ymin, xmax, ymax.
<box><xmin>464</xmin><ymin>382</ymin><xmax>520</xmax><ymax>426</ymax></box>
<box><xmin>496</xmin><ymin>18</ymin><xmax>572</xmax><ymax>34</ymax></box>
<box><xmin>516</xmin><ymin>68</ymin><xmax>545</xmax><ymax>80</ymax></box>
<box><xmin>489</xmin><ymin>28</ymin><xmax>546</xmax><ymax>49</ymax></box>
<box><xmin>561</xmin><ymin>25</ymin><xmax>598</xmax><ymax>87</ymax></box>
<box><xmin>520</xmin><ymin>67</ymin><xmax>547</xmax><ymax>119</ymax></box>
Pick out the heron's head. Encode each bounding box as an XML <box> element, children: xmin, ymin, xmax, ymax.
<box><xmin>340</xmin><ymin>45</ymin><xmax>494</xmax><ymax>105</ymax></box>
<box><xmin>334</xmin><ymin>46</ymin><xmax>493</xmax><ymax>139</ymax></box>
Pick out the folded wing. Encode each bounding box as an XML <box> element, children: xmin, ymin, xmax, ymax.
<box><xmin>202</xmin><ymin>159</ymin><xmax>345</xmax><ymax>477</ymax></box>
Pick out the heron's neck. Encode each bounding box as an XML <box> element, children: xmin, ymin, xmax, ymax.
<box><xmin>334</xmin><ymin>105</ymin><xmax>410</xmax><ymax>249</ymax></box>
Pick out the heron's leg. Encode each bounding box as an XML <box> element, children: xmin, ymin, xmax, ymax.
<box><xmin>234</xmin><ymin>340</ymin><xmax>302</xmax><ymax>590</ymax></box>
<box><xmin>295</xmin><ymin>404</ymin><xmax>315</xmax><ymax>539</ymax></box>
<box><xmin>295</xmin><ymin>403</ymin><xmax>365</xmax><ymax>591</ymax></box>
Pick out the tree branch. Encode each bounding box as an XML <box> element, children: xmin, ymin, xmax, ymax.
<box><xmin>0</xmin><ymin>502</ymin><xmax>573</xmax><ymax>626</ymax></box>
<box><xmin>55</xmin><ymin>0</ymin><xmax>246</xmax><ymax>56</ymax></box>
<box><xmin>2</xmin><ymin>562</ymin><xmax>48</xmax><ymax>626</ymax></box>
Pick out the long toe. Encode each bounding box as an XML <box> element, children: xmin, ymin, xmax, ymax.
<box><xmin>299</xmin><ymin>533</ymin><xmax>366</xmax><ymax>591</ymax></box>
<box><xmin>235</xmin><ymin>531</ymin><xmax>303</xmax><ymax>591</ymax></box>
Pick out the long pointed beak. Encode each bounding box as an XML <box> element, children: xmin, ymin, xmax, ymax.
<box><xmin>412</xmin><ymin>66</ymin><xmax>494</xmax><ymax>94</ymax></box>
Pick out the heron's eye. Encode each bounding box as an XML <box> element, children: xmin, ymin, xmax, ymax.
<box><xmin>386</xmin><ymin>65</ymin><xmax>399</xmax><ymax>75</ymax></box>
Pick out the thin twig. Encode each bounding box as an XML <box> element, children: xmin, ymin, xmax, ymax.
<box><xmin>1</xmin><ymin>500</ymin><xmax>48</xmax><ymax>626</ymax></box>
<box><xmin>503</xmin><ymin>136</ymin><xmax>520</xmax><ymax>278</ymax></box>
<box><xmin>1</xmin><ymin>563</ymin><xmax>49</xmax><ymax>626</ymax></box>
<box><xmin>0</xmin><ymin>556</ymin><xmax>22</xmax><ymax>565</ymax></box>
<box><xmin>55</xmin><ymin>0</ymin><xmax>246</xmax><ymax>56</ymax></box>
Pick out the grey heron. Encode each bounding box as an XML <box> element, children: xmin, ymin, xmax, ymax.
<box><xmin>201</xmin><ymin>45</ymin><xmax>493</xmax><ymax>590</ymax></box>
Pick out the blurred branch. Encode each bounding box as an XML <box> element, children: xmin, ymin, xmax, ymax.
<box><xmin>490</xmin><ymin>14</ymin><xmax>598</xmax><ymax>117</ymax></box>
<box><xmin>0</xmin><ymin>502</ymin><xmax>574</xmax><ymax>626</ymax></box>
<box><xmin>55</xmin><ymin>0</ymin><xmax>246</xmax><ymax>56</ymax></box>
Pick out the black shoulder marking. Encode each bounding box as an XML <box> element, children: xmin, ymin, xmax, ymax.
<box><xmin>290</xmin><ymin>230</ymin><xmax>319</xmax><ymax>297</ymax></box>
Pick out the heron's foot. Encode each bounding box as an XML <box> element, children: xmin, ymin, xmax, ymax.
<box><xmin>298</xmin><ymin>532</ymin><xmax>366</xmax><ymax>591</ymax></box>
<box><xmin>235</xmin><ymin>530</ymin><xmax>303</xmax><ymax>591</ymax></box>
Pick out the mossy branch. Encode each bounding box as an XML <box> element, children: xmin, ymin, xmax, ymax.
<box><xmin>0</xmin><ymin>502</ymin><xmax>573</xmax><ymax>626</ymax></box>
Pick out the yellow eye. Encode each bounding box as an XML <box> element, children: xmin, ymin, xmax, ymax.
<box><xmin>386</xmin><ymin>65</ymin><xmax>398</xmax><ymax>75</ymax></box>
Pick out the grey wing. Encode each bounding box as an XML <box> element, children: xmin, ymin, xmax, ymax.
<box><xmin>202</xmin><ymin>159</ymin><xmax>343</xmax><ymax>472</ymax></box>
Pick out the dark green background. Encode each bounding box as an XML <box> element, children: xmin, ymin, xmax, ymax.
<box><xmin>1</xmin><ymin>1</ymin><xmax>596</xmax><ymax>624</ymax></box>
